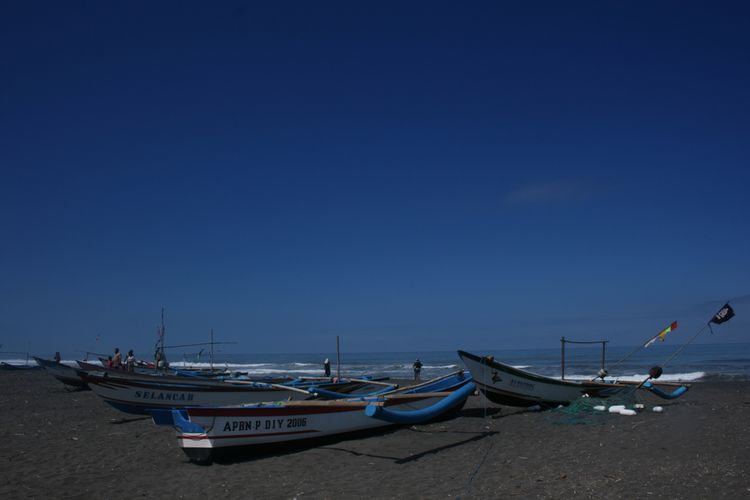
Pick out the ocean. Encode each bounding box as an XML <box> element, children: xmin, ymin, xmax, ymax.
<box><xmin>8</xmin><ymin>342</ymin><xmax>748</xmax><ymax>382</ymax></box>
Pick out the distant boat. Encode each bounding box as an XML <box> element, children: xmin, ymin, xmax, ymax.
<box><xmin>0</xmin><ymin>350</ymin><xmax>41</xmax><ymax>370</ymax></box>
<box><xmin>458</xmin><ymin>350</ymin><xmax>688</xmax><ymax>408</ymax></box>
<box><xmin>33</xmin><ymin>357</ymin><xmax>89</xmax><ymax>389</ymax></box>
<box><xmin>0</xmin><ymin>361</ymin><xmax>41</xmax><ymax>371</ymax></box>
<box><xmin>152</xmin><ymin>370</ymin><xmax>475</xmax><ymax>463</ymax></box>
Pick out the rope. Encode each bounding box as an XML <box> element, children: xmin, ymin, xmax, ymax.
<box><xmin>457</xmin><ymin>433</ymin><xmax>494</xmax><ymax>499</ymax></box>
<box><xmin>456</xmin><ymin>356</ymin><xmax>494</xmax><ymax>499</ymax></box>
<box><xmin>659</xmin><ymin>323</ymin><xmax>710</xmax><ymax>367</ymax></box>
<box><xmin>604</xmin><ymin>342</ymin><xmax>647</xmax><ymax>376</ymax></box>
<box><xmin>599</xmin><ymin>295</ymin><xmax>745</xmax><ymax>377</ymax></box>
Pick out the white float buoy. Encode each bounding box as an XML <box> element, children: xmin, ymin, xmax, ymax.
<box><xmin>653</xmin><ymin>406</ymin><xmax>664</xmax><ymax>413</ymax></box>
<box><xmin>608</xmin><ymin>405</ymin><xmax>626</xmax><ymax>413</ymax></box>
<box><xmin>593</xmin><ymin>405</ymin><xmax>606</xmax><ymax>411</ymax></box>
<box><xmin>619</xmin><ymin>409</ymin><xmax>637</xmax><ymax>416</ymax></box>
<box><xmin>634</xmin><ymin>403</ymin><xmax>645</xmax><ymax>409</ymax></box>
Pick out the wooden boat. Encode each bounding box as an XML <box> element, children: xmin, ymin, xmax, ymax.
<box><xmin>0</xmin><ymin>361</ymin><xmax>41</xmax><ymax>370</ymax></box>
<box><xmin>151</xmin><ymin>371</ymin><xmax>475</xmax><ymax>463</ymax></box>
<box><xmin>0</xmin><ymin>351</ymin><xmax>41</xmax><ymax>370</ymax></box>
<box><xmin>79</xmin><ymin>368</ymin><xmax>394</xmax><ymax>415</ymax></box>
<box><xmin>33</xmin><ymin>357</ymin><xmax>89</xmax><ymax>389</ymax></box>
<box><xmin>79</xmin><ymin>359</ymin><xmax>295</xmax><ymax>383</ymax></box>
<box><xmin>80</xmin><ymin>359</ymin><xmax>168</xmax><ymax>376</ymax></box>
<box><xmin>458</xmin><ymin>350</ymin><xmax>688</xmax><ymax>408</ymax></box>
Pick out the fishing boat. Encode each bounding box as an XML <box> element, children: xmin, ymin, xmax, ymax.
<box><xmin>79</xmin><ymin>368</ymin><xmax>395</xmax><ymax>415</ymax></box>
<box><xmin>33</xmin><ymin>357</ymin><xmax>89</xmax><ymax>389</ymax></box>
<box><xmin>0</xmin><ymin>361</ymin><xmax>41</xmax><ymax>370</ymax></box>
<box><xmin>459</xmin><ymin>304</ymin><xmax>742</xmax><ymax>409</ymax></box>
<box><xmin>152</xmin><ymin>370</ymin><xmax>474</xmax><ymax>463</ymax></box>
<box><xmin>458</xmin><ymin>350</ymin><xmax>688</xmax><ymax>408</ymax></box>
<box><xmin>0</xmin><ymin>351</ymin><xmax>41</xmax><ymax>370</ymax></box>
<box><xmin>78</xmin><ymin>359</ymin><xmax>213</xmax><ymax>378</ymax></box>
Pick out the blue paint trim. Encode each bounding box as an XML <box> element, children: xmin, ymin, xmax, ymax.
<box><xmin>642</xmin><ymin>381</ymin><xmax>689</xmax><ymax>400</ymax></box>
<box><xmin>150</xmin><ymin>409</ymin><xmax>176</xmax><ymax>426</ymax></box>
<box><xmin>365</xmin><ymin>382</ymin><xmax>475</xmax><ymax>424</ymax></box>
<box><xmin>310</xmin><ymin>385</ymin><xmax>397</xmax><ymax>399</ymax></box>
<box><xmin>169</xmin><ymin>409</ymin><xmax>205</xmax><ymax>433</ymax></box>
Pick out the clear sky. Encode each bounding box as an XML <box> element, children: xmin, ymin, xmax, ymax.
<box><xmin>1</xmin><ymin>1</ymin><xmax>748</xmax><ymax>356</ymax></box>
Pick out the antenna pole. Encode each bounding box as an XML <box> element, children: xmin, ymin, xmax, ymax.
<box><xmin>336</xmin><ymin>335</ymin><xmax>341</xmax><ymax>380</ymax></box>
<box><xmin>560</xmin><ymin>337</ymin><xmax>566</xmax><ymax>380</ymax></box>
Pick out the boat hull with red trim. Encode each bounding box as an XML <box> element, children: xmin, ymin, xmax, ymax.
<box><xmin>80</xmin><ymin>370</ymin><xmax>383</xmax><ymax>415</ymax></box>
<box><xmin>153</xmin><ymin>371</ymin><xmax>475</xmax><ymax>463</ymax></box>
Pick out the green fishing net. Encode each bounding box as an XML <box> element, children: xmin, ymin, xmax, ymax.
<box><xmin>548</xmin><ymin>386</ymin><xmax>643</xmax><ymax>425</ymax></box>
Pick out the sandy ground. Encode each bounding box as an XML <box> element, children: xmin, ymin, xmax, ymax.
<box><xmin>1</xmin><ymin>370</ymin><xmax>749</xmax><ymax>499</ymax></box>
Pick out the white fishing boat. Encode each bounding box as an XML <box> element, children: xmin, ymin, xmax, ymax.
<box><xmin>152</xmin><ymin>371</ymin><xmax>474</xmax><ymax>463</ymax></box>
<box><xmin>80</xmin><ymin>368</ymin><xmax>389</xmax><ymax>415</ymax></box>
<box><xmin>458</xmin><ymin>350</ymin><xmax>688</xmax><ymax>408</ymax></box>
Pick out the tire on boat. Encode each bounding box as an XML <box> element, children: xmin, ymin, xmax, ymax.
<box><xmin>182</xmin><ymin>448</ymin><xmax>213</xmax><ymax>465</ymax></box>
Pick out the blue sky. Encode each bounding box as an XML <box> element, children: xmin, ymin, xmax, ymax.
<box><xmin>1</xmin><ymin>1</ymin><xmax>748</xmax><ymax>357</ymax></box>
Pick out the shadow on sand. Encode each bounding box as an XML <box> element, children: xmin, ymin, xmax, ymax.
<box><xmin>201</xmin><ymin>407</ymin><xmax>501</xmax><ymax>466</ymax></box>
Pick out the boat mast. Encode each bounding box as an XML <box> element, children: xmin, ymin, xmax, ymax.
<box><xmin>336</xmin><ymin>335</ymin><xmax>341</xmax><ymax>380</ymax></box>
<box><xmin>158</xmin><ymin>307</ymin><xmax>166</xmax><ymax>371</ymax></box>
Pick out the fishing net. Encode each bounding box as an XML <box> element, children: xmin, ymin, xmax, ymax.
<box><xmin>548</xmin><ymin>386</ymin><xmax>643</xmax><ymax>425</ymax></box>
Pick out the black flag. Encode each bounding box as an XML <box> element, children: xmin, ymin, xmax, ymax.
<box><xmin>710</xmin><ymin>303</ymin><xmax>735</xmax><ymax>325</ymax></box>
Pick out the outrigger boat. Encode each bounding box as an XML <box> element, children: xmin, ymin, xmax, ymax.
<box><xmin>0</xmin><ymin>362</ymin><xmax>41</xmax><ymax>370</ymax></box>
<box><xmin>0</xmin><ymin>351</ymin><xmax>41</xmax><ymax>370</ymax></box>
<box><xmin>458</xmin><ymin>305</ymin><xmax>742</xmax><ymax>409</ymax></box>
<box><xmin>152</xmin><ymin>370</ymin><xmax>475</xmax><ymax>463</ymax></box>
<box><xmin>458</xmin><ymin>349</ymin><xmax>689</xmax><ymax>408</ymax></box>
<box><xmin>79</xmin><ymin>368</ymin><xmax>396</xmax><ymax>415</ymax></box>
<box><xmin>33</xmin><ymin>357</ymin><xmax>89</xmax><ymax>390</ymax></box>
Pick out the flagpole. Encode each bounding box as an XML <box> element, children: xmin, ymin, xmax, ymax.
<box><xmin>635</xmin><ymin>325</ymin><xmax>708</xmax><ymax>389</ymax></box>
<box><xmin>600</xmin><ymin>321</ymin><xmax>678</xmax><ymax>379</ymax></box>
<box><xmin>636</xmin><ymin>303</ymin><xmax>734</xmax><ymax>388</ymax></box>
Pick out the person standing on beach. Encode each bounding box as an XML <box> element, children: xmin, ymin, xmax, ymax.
<box><xmin>413</xmin><ymin>358</ymin><xmax>423</xmax><ymax>381</ymax></box>
<box><xmin>113</xmin><ymin>348</ymin><xmax>122</xmax><ymax>368</ymax></box>
<box><xmin>324</xmin><ymin>358</ymin><xmax>331</xmax><ymax>377</ymax></box>
<box><xmin>125</xmin><ymin>350</ymin><xmax>135</xmax><ymax>372</ymax></box>
<box><xmin>53</xmin><ymin>352</ymin><xmax>61</xmax><ymax>364</ymax></box>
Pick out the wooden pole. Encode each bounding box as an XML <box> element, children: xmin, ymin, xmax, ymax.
<box><xmin>159</xmin><ymin>307</ymin><xmax>166</xmax><ymax>372</ymax></box>
<box><xmin>560</xmin><ymin>336</ymin><xmax>566</xmax><ymax>380</ymax></box>
<box><xmin>336</xmin><ymin>336</ymin><xmax>341</xmax><ymax>379</ymax></box>
<box><xmin>210</xmin><ymin>329</ymin><xmax>214</xmax><ymax>372</ymax></box>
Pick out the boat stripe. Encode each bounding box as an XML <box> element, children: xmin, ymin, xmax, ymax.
<box><xmin>188</xmin><ymin>406</ymin><xmax>364</xmax><ymax>417</ymax></box>
<box><xmin>178</xmin><ymin>429</ymin><xmax>318</xmax><ymax>440</ymax></box>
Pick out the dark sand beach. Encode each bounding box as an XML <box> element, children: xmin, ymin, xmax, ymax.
<box><xmin>1</xmin><ymin>370</ymin><xmax>748</xmax><ymax>499</ymax></box>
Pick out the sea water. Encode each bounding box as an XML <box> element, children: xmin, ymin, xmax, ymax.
<box><xmin>6</xmin><ymin>343</ymin><xmax>749</xmax><ymax>381</ymax></box>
